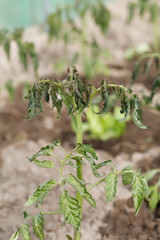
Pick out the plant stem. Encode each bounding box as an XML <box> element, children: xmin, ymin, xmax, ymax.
<box><xmin>87</xmin><ymin>177</ymin><xmax>106</xmax><ymax>191</ymax></box>
<box><xmin>153</xmin><ymin>17</ymin><xmax>160</xmax><ymax>52</ymax></box>
<box><xmin>74</xmin><ymin>110</ymin><xmax>83</xmax><ymax>240</ymax></box>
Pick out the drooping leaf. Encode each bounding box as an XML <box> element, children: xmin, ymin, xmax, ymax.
<box><xmin>50</xmin><ymin>84</ymin><xmax>63</xmax><ymax>118</ymax></box>
<box><xmin>32</xmin><ymin>213</ymin><xmax>45</xmax><ymax>240</ymax></box>
<box><xmin>10</xmin><ymin>229</ymin><xmax>20</xmax><ymax>240</ymax></box>
<box><xmin>132</xmin><ymin>173</ymin><xmax>149</xmax><ymax>215</ymax></box>
<box><xmin>24</xmin><ymin>179</ymin><xmax>57</xmax><ymax>207</ymax></box>
<box><xmin>132</xmin><ymin>96</ymin><xmax>148</xmax><ymax>129</ymax></box>
<box><xmin>122</xmin><ymin>166</ymin><xmax>134</xmax><ymax>185</ymax></box>
<box><xmin>24</xmin><ymin>83</ymin><xmax>43</xmax><ymax>120</ymax></box>
<box><xmin>59</xmin><ymin>190</ymin><xmax>80</xmax><ymax>230</ymax></box>
<box><xmin>143</xmin><ymin>168</ymin><xmax>160</xmax><ymax>182</ymax></box>
<box><xmin>118</xmin><ymin>88</ymin><xmax>130</xmax><ymax>121</ymax></box>
<box><xmin>20</xmin><ymin>221</ymin><xmax>31</xmax><ymax>240</ymax></box>
<box><xmin>4</xmin><ymin>38</ymin><xmax>10</xmax><ymax>59</ymax></box>
<box><xmin>96</xmin><ymin>80</ymin><xmax>109</xmax><ymax>114</ymax></box>
<box><xmin>43</xmin><ymin>82</ymin><xmax>50</xmax><ymax>103</ymax></box>
<box><xmin>28</xmin><ymin>140</ymin><xmax>60</xmax><ymax>162</ymax></box>
<box><xmin>66</xmin><ymin>174</ymin><xmax>96</xmax><ymax>208</ymax></box>
<box><xmin>104</xmin><ymin>173</ymin><xmax>118</xmax><ymax>202</ymax></box>
<box><xmin>34</xmin><ymin>160</ymin><xmax>54</xmax><ymax>168</ymax></box>
<box><xmin>95</xmin><ymin>160</ymin><xmax>112</xmax><ymax>170</ymax></box>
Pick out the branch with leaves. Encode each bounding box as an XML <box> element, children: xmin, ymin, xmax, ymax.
<box><xmin>11</xmin><ymin>67</ymin><xmax>149</xmax><ymax>240</ymax></box>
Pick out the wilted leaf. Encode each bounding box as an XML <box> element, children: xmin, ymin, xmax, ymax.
<box><xmin>132</xmin><ymin>97</ymin><xmax>148</xmax><ymax>129</ymax></box>
<box><xmin>95</xmin><ymin>160</ymin><xmax>112</xmax><ymax>170</ymax></box>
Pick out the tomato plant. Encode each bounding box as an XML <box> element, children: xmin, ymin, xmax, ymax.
<box><xmin>10</xmin><ymin>67</ymin><xmax>149</xmax><ymax>240</ymax></box>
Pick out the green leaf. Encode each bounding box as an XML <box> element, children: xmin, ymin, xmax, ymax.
<box><xmin>132</xmin><ymin>97</ymin><xmax>148</xmax><ymax>129</ymax></box>
<box><xmin>20</xmin><ymin>222</ymin><xmax>31</xmax><ymax>240</ymax></box>
<box><xmin>132</xmin><ymin>173</ymin><xmax>149</xmax><ymax>215</ymax></box>
<box><xmin>24</xmin><ymin>179</ymin><xmax>57</xmax><ymax>207</ymax></box>
<box><xmin>66</xmin><ymin>235</ymin><xmax>73</xmax><ymax>240</ymax></box>
<box><xmin>95</xmin><ymin>160</ymin><xmax>112</xmax><ymax>170</ymax></box>
<box><xmin>66</xmin><ymin>174</ymin><xmax>96</xmax><ymax>208</ymax></box>
<box><xmin>32</xmin><ymin>213</ymin><xmax>45</xmax><ymax>240</ymax></box>
<box><xmin>143</xmin><ymin>169</ymin><xmax>160</xmax><ymax>182</ymax></box>
<box><xmin>148</xmin><ymin>186</ymin><xmax>159</xmax><ymax>210</ymax></box>
<box><xmin>104</xmin><ymin>173</ymin><xmax>118</xmax><ymax>202</ymax></box>
<box><xmin>65</xmin><ymin>161</ymin><xmax>78</xmax><ymax>169</ymax></box>
<box><xmin>59</xmin><ymin>190</ymin><xmax>80</xmax><ymax>230</ymax></box>
<box><xmin>77</xmin><ymin>144</ymin><xmax>98</xmax><ymax>160</ymax></box>
<box><xmin>28</xmin><ymin>140</ymin><xmax>60</xmax><ymax>162</ymax></box>
<box><xmin>43</xmin><ymin>82</ymin><xmax>50</xmax><ymax>103</ymax></box>
<box><xmin>122</xmin><ymin>166</ymin><xmax>134</xmax><ymax>185</ymax></box>
<box><xmin>10</xmin><ymin>229</ymin><xmax>20</xmax><ymax>240</ymax></box>
<box><xmin>34</xmin><ymin>160</ymin><xmax>54</xmax><ymax>168</ymax></box>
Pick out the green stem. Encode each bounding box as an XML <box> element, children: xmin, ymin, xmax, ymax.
<box><xmin>87</xmin><ymin>177</ymin><xmax>106</xmax><ymax>191</ymax></box>
<box><xmin>74</xmin><ymin>110</ymin><xmax>83</xmax><ymax>240</ymax></box>
<box><xmin>153</xmin><ymin>17</ymin><xmax>160</xmax><ymax>52</ymax></box>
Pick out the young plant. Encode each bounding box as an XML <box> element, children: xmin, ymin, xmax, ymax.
<box><xmin>128</xmin><ymin>0</ymin><xmax>160</xmax><ymax>51</ymax></box>
<box><xmin>11</xmin><ymin>67</ymin><xmax>149</xmax><ymax>240</ymax></box>
<box><xmin>47</xmin><ymin>0</ymin><xmax>111</xmax><ymax>79</ymax></box>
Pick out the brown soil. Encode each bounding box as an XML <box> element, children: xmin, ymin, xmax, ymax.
<box><xmin>99</xmin><ymin>198</ymin><xmax>160</xmax><ymax>240</ymax></box>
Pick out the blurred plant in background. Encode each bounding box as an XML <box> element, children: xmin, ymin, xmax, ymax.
<box><xmin>128</xmin><ymin>0</ymin><xmax>160</xmax><ymax>52</ymax></box>
<box><xmin>47</xmin><ymin>0</ymin><xmax>111</xmax><ymax>79</ymax></box>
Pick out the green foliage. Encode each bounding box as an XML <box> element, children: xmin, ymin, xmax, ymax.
<box><xmin>66</xmin><ymin>174</ymin><xmax>96</xmax><ymax>207</ymax></box>
<box><xmin>24</xmin><ymin>179</ymin><xmax>57</xmax><ymax>207</ymax></box>
<box><xmin>10</xmin><ymin>229</ymin><xmax>20</xmax><ymax>240</ymax></box>
<box><xmin>143</xmin><ymin>169</ymin><xmax>160</xmax><ymax>210</ymax></box>
<box><xmin>80</xmin><ymin>106</ymin><xmax>128</xmax><ymax>141</ymax></box>
<box><xmin>32</xmin><ymin>213</ymin><xmax>45</xmax><ymax>240</ymax></box>
<box><xmin>104</xmin><ymin>172</ymin><xmax>118</xmax><ymax>202</ymax></box>
<box><xmin>0</xmin><ymin>29</ymin><xmax>38</xmax><ymax>74</ymax></box>
<box><xmin>20</xmin><ymin>222</ymin><xmax>31</xmax><ymax>240</ymax></box>
<box><xmin>46</xmin><ymin>0</ymin><xmax>111</xmax><ymax>79</ymax></box>
<box><xmin>11</xmin><ymin>67</ymin><xmax>148</xmax><ymax>240</ymax></box>
<box><xmin>60</xmin><ymin>190</ymin><xmax>81</xmax><ymax>230</ymax></box>
<box><xmin>132</xmin><ymin>173</ymin><xmax>149</xmax><ymax>214</ymax></box>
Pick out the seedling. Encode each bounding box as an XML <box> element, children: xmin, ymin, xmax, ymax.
<box><xmin>11</xmin><ymin>67</ymin><xmax>149</xmax><ymax>240</ymax></box>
